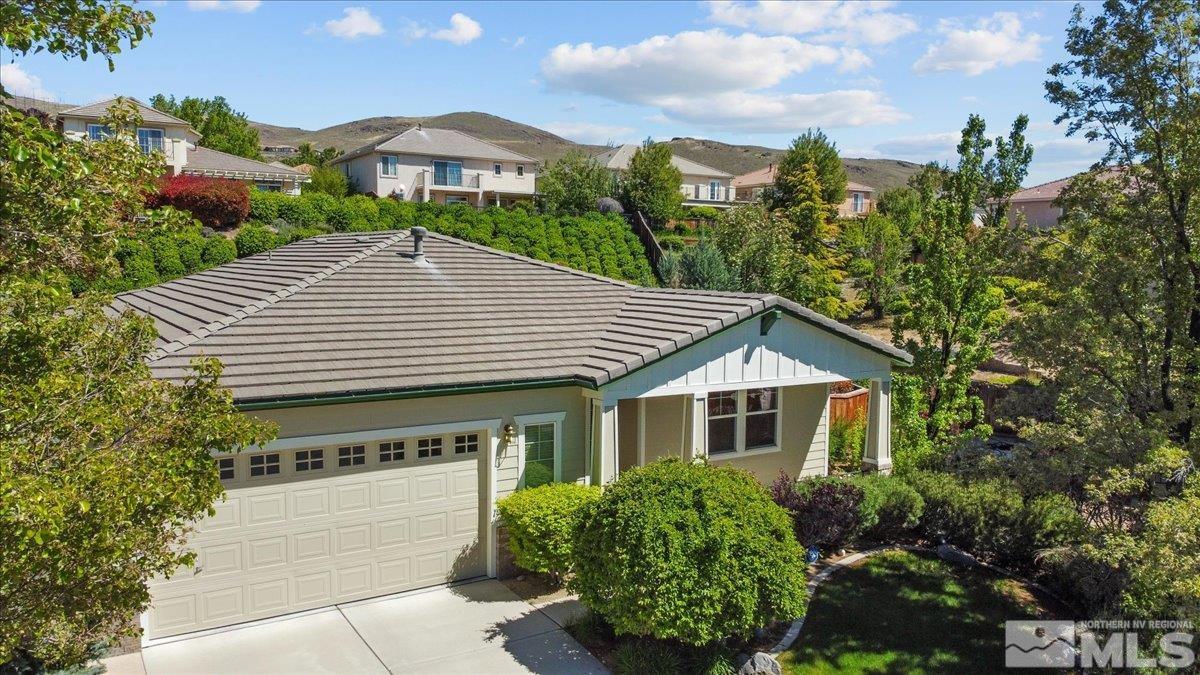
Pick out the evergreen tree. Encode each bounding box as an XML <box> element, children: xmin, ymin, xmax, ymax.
<box><xmin>770</xmin><ymin>129</ymin><xmax>848</xmax><ymax>211</ymax></box>
<box><xmin>619</xmin><ymin>143</ymin><xmax>683</xmax><ymax>225</ymax></box>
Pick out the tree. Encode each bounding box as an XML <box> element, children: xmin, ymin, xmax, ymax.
<box><xmin>283</xmin><ymin>142</ymin><xmax>341</xmax><ymax>168</ymax></box>
<box><xmin>892</xmin><ymin>115</ymin><xmax>1029</xmax><ymax>448</ymax></box>
<box><xmin>877</xmin><ymin>187</ymin><xmax>923</xmax><ymax>240</ymax></box>
<box><xmin>1</xmin><ymin>7</ymin><xmax>275</xmax><ymax>668</ymax></box>
<box><xmin>770</xmin><ymin>129</ymin><xmax>847</xmax><ymax>211</ymax></box>
<box><xmin>842</xmin><ymin>212</ymin><xmax>908</xmax><ymax>320</ymax></box>
<box><xmin>618</xmin><ymin>143</ymin><xmax>683</xmax><ymax>225</ymax></box>
<box><xmin>150</xmin><ymin>94</ymin><xmax>262</xmax><ymax>160</ymax></box>
<box><xmin>537</xmin><ymin>151</ymin><xmax>612</xmax><ymax>215</ymax></box>
<box><xmin>0</xmin><ymin>0</ymin><xmax>154</xmax><ymax>84</ymax></box>
<box><xmin>303</xmin><ymin>166</ymin><xmax>349</xmax><ymax>198</ymax></box>
<box><xmin>659</xmin><ymin>235</ymin><xmax>735</xmax><ymax>291</ymax></box>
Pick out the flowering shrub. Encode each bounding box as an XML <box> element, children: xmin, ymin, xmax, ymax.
<box><xmin>151</xmin><ymin>175</ymin><xmax>249</xmax><ymax>228</ymax></box>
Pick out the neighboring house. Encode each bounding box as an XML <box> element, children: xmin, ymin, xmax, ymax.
<box><xmin>59</xmin><ymin>97</ymin><xmax>308</xmax><ymax>195</ymax></box>
<box><xmin>331</xmin><ymin>126</ymin><xmax>538</xmax><ymax>206</ymax></box>
<box><xmin>731</xmin><ymin>164</ymin><xmax>875</xmax><ymax>217</ymax></box>
<box><xmin>593</xmin><ymin>144</ymin><xmax>734</xmax><ymax>209</ymax></box>
<box><xmin>262</xmin><ymin>145</ymin><xmax>298</xmax><ymax>155</ymax></box>
<box><xmin>115</xmin><ymin>228</ymin><xmax>910</xmax><ymax>642</ymax></box>
<box><xmin>1007</xmin><ymin>175</ymin><xmax>1072</xmax><ymax>230</ymax></box>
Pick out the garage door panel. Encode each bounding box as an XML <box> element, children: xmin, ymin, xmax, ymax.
<box><xmin>198</xmin><ymin>542</ymin><xmax>241</xmax><ymax>576</ymax></box>
<box><xmin>293</xmin><ymin>530</ymin><xmax>331</xmax><ymax>561</ymax></box>
<box><xmin>335</xmin><ymin>482</ymin><xmax>372</xmax><ymax>512</ymax></box>
<box><xmin>248</xmin><ymin>579</ymin><xmax>288</xmax><ymax>613</ymax></box>
<box><xmin>376</xmin><ymin>517</ymin><xmax>410</xmax><ymax>548</ymax></box>
<box><xmin>202</xmin><ymin>587</ymin><xmax>242</xmax><ymax>623</ymax></box>
<box><xmin>246</xmin><ymin>493</ymin><xmax>287</xmax><ymax>525</ymax></box>
<box><xmin>247</xmin><ymin>536</ymin><xmax>288</xmax><ymax>569</ymax></box>
<box><xmin>292</xmin><ymin>487</ymin><xmax>330</xmax><ymax>519</ymax></box>
<box><xmin>201</xmin><ymin>498</ymin><xmax>241</xmax><ymax>532</ymax></box>
<box><xmin>376</xmin><ymin>477</ymin><xmax>410</xmax><ymax>506</ymax></box>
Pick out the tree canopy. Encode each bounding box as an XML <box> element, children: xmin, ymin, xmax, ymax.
<box><xmin>770</xmin><ymin>129</ymin><xmax>848</xmax><ymax>211</ymax></box>
<box><xmin>619</xmin><ymin>142</ymin><xmax>683</xmax><ymax>224</ymax></box>
<box><xmin>150</xmin><ymin>94</ymin><xmax>262</xmax><ymax>160</ymax></box>
<box><xmin>537</xmin><ymin>150</ymin><xmax>613</xmax><ymax>216</ymax></box>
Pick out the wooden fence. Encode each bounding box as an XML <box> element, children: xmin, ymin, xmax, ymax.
<box><xmin>626</xmin><ymin>210</ymin><xmax>665</xmax><ymax>282</ymax></box>
<box><xmin>829</xmin><ymin>386</ymin><xmax>869</xmax><ymax>424</ymax></box>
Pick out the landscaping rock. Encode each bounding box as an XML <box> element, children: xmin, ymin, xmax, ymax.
<box><xmin>736</xmin><ymin>651</ymin><xmax>782</xmax><ymax>675</ymax></box>
<box><xmin>937</xmin><ymin>543</ymin><xmax>980</xmax><ymax>568</ymax></box>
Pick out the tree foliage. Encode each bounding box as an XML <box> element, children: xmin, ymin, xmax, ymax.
<box><xmin>619</xmin><ymin>143</ymin><xmax>683</xmax><ymax>225</ymax></box>
<box><xmin>770</xmin><ymin>129</ymin><xmax>848</xmax><ymax>211</ymax></box>
<box><xmin>303</xmin><ymin>166</ymin><xmax>348</xmax><ymax>198</ymax></box>
<box><xmin>0</xmin><ymin>0</ymin><xmax>153</xmax><ymax>81</ymax></box>
<box><xmin>537</xmin><ymin>150</ymin><xmax>613</xmax><ymax>216</ymax></box>
<box><xmin>841</xmin><ymin>212</ymin><xmax>909</xmax><ymax>320</ymax></box>
<box><xmin>282</xmin><ymin>142</ymin><xmax>341</xmax><ymax>168</ymax></box>
<box><xmin>149</xmin><ymin>94</ymin><xmax>262</xmax><ymax>160</ymax></box>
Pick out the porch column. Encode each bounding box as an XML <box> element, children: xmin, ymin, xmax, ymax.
<box><xmin>863</xmin><ymin>377</ymin><xmax>892</xmax><ymax>474</ymax></box>
<box><xmin>598</xmin><ymin>403</ymin><xmax>619</xmax><ymax>485</ymax></box>
<box><xmin>422</xmin><ymin>171</ymin><xmax>430</xmax><ymax>202</ymax></box>
<box><xmin>690</xmin><ymin>392</ymin><xmax>707</xmax><ymax>460</ymax></box>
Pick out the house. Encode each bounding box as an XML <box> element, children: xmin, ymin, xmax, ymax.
<box><xmin>593</xmin><ymin>144</ymin><xmax>734</xmax><ymax>209</ymax></box>
<box><xmin>731</xmin><ymin>164</ymin><xmax>875</xmax><ymax>217</ymax></box>
<box><xmin>1007</xmin><ymin>175</ymin><xmax>1073</xmax><ymax>230</ymax></box>
<box><xmin>59</xmin><ymin>97</ymin><xmax>308</xmax><ymax>195</ymax></box>
<box><xmin>262</xmin><ymin>144</ymin><xmax>298</xmax><ymax>155</ymax></box>
<box><xmin>114</xmin><ymin>228</ymin><xmax>909</xmax><ymax>642</ymax></box>
<box><xmin>331</xmin><ymin>126</ymin><xmax>538</xmax><ymax>206</ymax></box>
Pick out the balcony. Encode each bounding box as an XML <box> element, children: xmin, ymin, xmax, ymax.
<box><xmin>681</xmin><ymin>184</ymin><xmax>731</xmax><ymax>203</ymax></box>
<box><xmin>416</xmin><ymin>169</ymin><xmax>482</xmax><ymax>190</ymax></box>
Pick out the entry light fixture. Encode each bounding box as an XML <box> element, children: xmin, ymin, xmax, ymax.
<box><xmin>503</xmin><ymin>424</ymin><xmax>516</xmax><ymax>445</ymax></box>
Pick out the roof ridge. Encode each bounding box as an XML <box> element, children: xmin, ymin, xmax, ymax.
<box><xmin>439</xmin><ymin>127</ymin><xmax>539</xmax><ymax>163</ymax></box>
<box><xmin>423</xmin><ymin>231</ymin><xmax>636</xmax><ymax>289</ymax></box>
<box><xmin>147</xmin><ymin>232</ymin><xmax>408</xmax><ymax>361</ymax></box>
<box><xmin>61</xmin><ymin>96</ymin><xmax>198</xmax><ymax>131</ymax></box>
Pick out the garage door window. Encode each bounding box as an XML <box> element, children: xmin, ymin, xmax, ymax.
<box><xmin>379</xmin><ymin>440</ymin><xmax>404</xmax><ymax>462</ymax></box>
<box><xmin>417</xmin><ymin>436</ymin><xmax>443</xmax><ymax>459</ymax></box>
<box><xmin>217</xmin><ymin>457</ymin><xmax>235</xmax><ymax>480</ymax></box>
<box><xmin>249</xmin><ymin>453</ymin><xmax>280</xmax><ymax>477</ymax></box>
<box><xmin>338</xmin><ymin>444</ymin><xmax>365</xmax><ymax>467</ymax></box>
<box><xmin>454</xmin><ymin>433</ymin><xmax>479</xmax><ymax>454</ymax></box>
<box><xmin>295</xmin><ymin>449</ymin><xmax>324</xmax><ymax>471</ymax></box>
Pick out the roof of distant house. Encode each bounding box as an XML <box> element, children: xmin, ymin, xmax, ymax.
<box><xmin>113</xmin><ymin>231</ymin><xmax>910</xmax><ymax>404</ymax></box>
<box><xmin>731</xmin><ymin>164</ymin><xmax>874</xmax><ymax>193</ymax></box>
<box><xmin>1009</xmin><ymin>168</ymin><xmax>1122</xmax><ymax>203</ymax></box>
<box><xmin>592</xmin><ymin>144</ymin><xmax>732</xmax><ymax>179</ymax></box>
<box><xmin>60</xmin><ymin>96</ymin><xmax>199</xmax><ymax>133</ymax></box>
<box><xmin>292</xmin><ymin>163</ymin><xmax>315</xmax><ymax>175</ymax></box>
<box><xmin>184</xmin><ymin>147</ymin><xmax>307</xmax><ymax>180</ymax></box>
<box><xmin>333</xmin><ymin>127</ymin><xmax>537</xmax><ymax>165</ymax></box>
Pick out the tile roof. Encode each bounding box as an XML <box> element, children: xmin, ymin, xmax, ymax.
<box><xmin>1009</xmin><ymin>168</ymin><xmax>1122</xmax><ymax>203</ymax></box>
<box><xmin>59</xmin><ymin>97</ymin><xmax>197</xmax><ymax>130</ymax></box>
<box><xmin>116</xmin><ymin>231</ymin><xmax>909</xmax><ymax>404</ymax></box>
<box><xmin>334</xmin><ymin>127</ymin><xmax>537</xmax><ymax>164</ymax></box>
<box><xmin>731</xmin><ymin>164</ymin><xmax>874</xmax><ymax>193</ymax></box>
<box><xmin>184</xmin><ymin>147</ymin><xmax>307</xmax><ymax>179</ymax></box>
<box><xmin>593</xmin><ymin>144</ymin><xmax>732</xmax><ymax>178</ymax></box>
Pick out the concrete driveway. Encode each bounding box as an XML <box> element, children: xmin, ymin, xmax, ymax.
<box><xmin>103</xmin><ymin>580</ymin><xmax>607</xmax><ymax>675</ymax></box>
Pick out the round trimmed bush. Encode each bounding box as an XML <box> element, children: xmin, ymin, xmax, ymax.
<box><xmin>147</xmin><ymin>235</ymin><xmax>184</xmax><ymax>279</ymax></box>
<box><xmin>571</xmin><ymin>459</ymin><xmax>807</xmax><ymax>645</ymax></box>
<box><xmin>300</xmin><ymin>192</ymin><xmax>338</xmax><ymax>222</ymax></box>
<box><xmin>328</xmin><ymin>194</ymin><xmax>380</xmax><ymax>232</ymax></box>
<box><xmin>200</xmin><ymin>236</ymin><xmax>237</xmax><ymax>266</ymax></box>
<box><xmin>850</xmin><ymin>473</ymin><xmax>924</xmax><ymax>542</ymax></box>
<box><xmin>497</xmin><ymin>482</ymin><xmax>601</xmax><ymax>580</ymax></box>
<box><xmin>176</xmin><ymin>231</ymin><xmax>206</xmax><ymax>273</ymax></box>
<box><xmin>116</xmin><ymin>240</ymin><xmax>158</xmax><ymax>289</ymax></box>
<box><xmin>277</xmin><ymin>195</ymin><xmax>322</xmax><ymax>227</ymax></box>
<box><xmin>234</xmin><ymin>224</ymin><xmax>277</xmax><ymax>258</ymax></box>
<box><xmin>248</xmin><ymin>190</ymin><xmax>286</xmax><ymax>222</ymax></box>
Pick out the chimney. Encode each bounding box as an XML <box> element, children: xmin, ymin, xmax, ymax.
<box><xmin>411</xmin><ymin>226</ymin><xmax>427</xmax><ymax>264</ymax></box>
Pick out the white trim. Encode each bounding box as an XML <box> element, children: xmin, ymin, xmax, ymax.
<box><xmin>247</xmin><ymin>418</ymin><xmax>503</xmax><ymax>452</ymax></box>
<box><xmin>514</xmin><ymin>411</ymin><xmax>567</xmax><ymax>488</ymax></box>
<box><xmin>622</xmin><ymin>373</ymin><xmax>849</xmax><ymax>400</ymax></box>
<box><xmin>823</xmin><ymin>383</ymin><xmax>831</xmax><ymax>477</ymax></box>
<box><xmin>701</xmin><ymin>387</ymin><xmax>783</xmax><ymax>460</ymax></box>
<box><xmin>379</xmin><ymin>154</ymin><xmax>398</xmax><ymax>178</ymax></box>
<box><xmin>486</xmin><ymin>426</ymin><xmax>500</xmax><ymax>577</ymax></box>
<box><xmin>637</xmin><ymin>398</ymin><xmax>646</xmax><ymax>467</ymax></box>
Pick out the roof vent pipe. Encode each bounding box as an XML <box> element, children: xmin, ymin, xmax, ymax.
<box><xmin>411</xmin><ymin>226</ymin><xmax>427</xmax><ymax>264</ymax></box>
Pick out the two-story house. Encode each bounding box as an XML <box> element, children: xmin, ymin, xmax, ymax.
<box><xmin>59</xmin><ymin>97</ymin><xmax>307</xmax><ymax>194</ymax></box>
<box><xmin>331</xmin><ymin>126</ymin><xmax>538</xmax><ymax>206</ymax></box>
<box><xmin>732</xmin><ymin>164</ymin><xmax>875</xmax><ymax>218</ymax></box>
<box><xmin>592</xmin><ymin>144</ymin><xmax>734</xmax><ymax>209</ymax></box>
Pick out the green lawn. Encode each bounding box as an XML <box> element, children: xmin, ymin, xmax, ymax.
<box><xmin>779</xmin><ymin>550</ymin><xmax>1062</xmax><ymax>674</ymax></box>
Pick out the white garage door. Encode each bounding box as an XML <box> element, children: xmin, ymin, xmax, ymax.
<box><xmin>147</xmin><ymin>430</ymin><xmax>486</xmax><ymax>639</ymax></box>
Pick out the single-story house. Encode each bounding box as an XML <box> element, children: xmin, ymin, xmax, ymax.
<box><xmin>593</xmin><ymin>144</ymin><xmax>735</xmax><ymax>208</ymax></box>
<box><xmin>1007</xmin><ymin>175</ymin><xmax>1072</xmax><ymax>230</ymax></box>
<box><xmin>732</xmin><ymin>164</ymin><xmax>875</xmax><ymax>218</ymax></box>
<box><xmin>59</xmin><ymin>97</ymin><xmax>308</xmax><ymax>195</ymax></box>
<box><xmin>331</xmin><ymin>126</ymin><xmax>538</xmax><ymax>206</ymax></box>
<box><xmin>114</xmin><ymin>229</ymin><xmax>910</xmax><ymax>643</ymax></box>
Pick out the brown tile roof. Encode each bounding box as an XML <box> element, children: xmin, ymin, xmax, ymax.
<box><xmin>60</xmin><ymin>97</ymin><xmax>197</xmax><ymax>131</ymax></box>
<box><xmin>116</xmin><ymin>231</ymin><xmax>909</xmax><ymax>404</ymax></box>
<box><xmin>184</xmin><ymin>147</ymin><xmax>307</xmax><ymax>179</ymax></box>
<box><xmin>1009</xmin><ymin>168</ymin><xmax>1122</xmax><ymax>203</ymax></box>
<box><xmin>731</xmin><ymin>164</ymin><xmax>874</xmax><ymax>193</ymax></box>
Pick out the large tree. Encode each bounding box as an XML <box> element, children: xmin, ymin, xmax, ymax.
<box><xmin>1</xmin><ymin>8</ymin><xmax>275</xmax><ymax>669</ymax></box>
<box><xmin>770</xmin><ymin>129</ymin><xmax>848</xmax><ymax>211</ymax></box>
<box><xmin>841</xmin><ymin>212</ymin><xmax>909</xmax><ymax>320</ymax></box>
<box><xmin>150</xmin><ymin>94</ymin><xmax>262</xmax><ymax>160</ymax></box>
<box><xmin>537</xmin><ymin>150</ymin><xmax>612</xmax><ymax>215</ymax></box>
<box><xmin>619</xmin><ymin>142</ymin><xmax>683</xmax><ymax>225</ymax></box>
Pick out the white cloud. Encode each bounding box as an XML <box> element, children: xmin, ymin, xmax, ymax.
<box><xmin>431</xmin><ymin>13</ymin><xmax>483</xmax><ymax>44</ymax></box>
<box><xmin>323</xmin><ymin>7</ymin><xmax>384</xmax><ymax>40</ymax></box>
<box><xmin>914</xmin><ymin>12</ymin><xmax>1045</xmax><ymax>76</ymax></box>
<box><xmin>1</xmin><ymin>63</ymin><xmax>55</xmax><ymax>101</ymax></box>
<box><xmin>502</xmin><ymin>35</ymin><xmax>526</xmax><ymax>48</ymax></box>
<box><xmin>187</xmin><ymin>0</ymin><xmax>260</xmax><ymax>12</ymax></box>
<box><xmin>540</xmin><ymin>29</ymin><xmax>901</xmax><ymax>131</ymax></box>
<box><xmin>873</xmin><ymin>132</ymin><xmax>961</xmax><ymax>162</ymax></box>
<box><xmin>543</xmin><ymin>121</ymin><xmax>639</xmax><ymax>145</ymax></box>
<box><xmin>706</xmin><ymin>1</ymin><xmax>917</xmax><ymax>45</ymax></box>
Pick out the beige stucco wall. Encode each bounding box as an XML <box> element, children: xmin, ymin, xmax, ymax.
<box><xmin>836</xmin><ymin>191</ymin><xmax>874</xmax><ymax>218</ymax></box>
<box><xmin>1010</xmin><ymin>199</ymin><xmax>1062</xmax><ymax>230</ymax></box>
<box><xmin>681</xmin><ymin>172</ymin><xmax>732</xmax><ymax>203</ymax></box>
<box><xmin>341</xmin><ymin>152</ymin><xmax>535</xmax><ymax>200</ymax></box>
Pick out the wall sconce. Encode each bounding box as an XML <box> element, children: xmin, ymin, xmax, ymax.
<box><xmin>502</xmin><ymin>424</ymin><xmax>516</xmax><ymax>446</ymax></box>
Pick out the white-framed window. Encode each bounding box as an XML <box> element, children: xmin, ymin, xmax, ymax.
<box><xmin>380</xmin><ymin>155</ymin><xmax>398</xmax><ymax>177</ymax></box>
<box><xmin>493</xmin><ymin>163</ymin><xmax>502</xmax><ymax>176</ymax></box>
<box><xmin>454</xmin><ymin>433</ymin><xmax>479</xmax><ymax>454</ymax></box>
<box><xmin>709</xmin><ymin>180</ymin><xmax>720</xmax><ymax>200</ymax></box>
<box><xmin>217</xmin><ymin>457</ymin><xmax>235</xmax><ymax>481</ymax></box>
<box><xmin>445</xmin><ymin>195</ymin><xmax>469</xmax><ymax>205</ymax></box>
<box><xmin>337</xmin><ymin>444</ymin><xmax>365</xmax><ymax>467</ymax></box>
<box><xmin>417</xmin><ymin>436</ymin><xmax>443</xmax><ymax>459</ymax></box>
<box><xmin>516</xmin><ymin>164</ymin><xmax>525</xmax><ymax>178</ymax></box>
<box><xmin>706</xmin><ymin>388</ymin><xmax>781</xmax><ymax>457</ymax></box>
<box><xmin>255</xmin><ymin>182</ymin><xmax>281</xmax><ymax>192</ymax></box>
<box><xmin>249</xmin><ymin>452</ymin><xmax>280</xmax><ymax>477</ymax></box>
<box><xmin>694</xmin><ymin>184</ymin><xmax>701</xmax><ymax>199</ymax></box>
<box><xmin>433</xmin><ymin>160</ymin><xmax>462</xmax><ymax>186</ymax></box>
<box><xmin>137</xmin><ymin>128</ymin><xmax>164</xmax><ymax>154</ymax></box>
<box><xmin>852</xmin><ymin>192</ymin><xmax>865</xmax><ymax>213</ymax></box>
<box><xmin>379</xmin><ymin>440</ymin><xmax>404</xmax><ymax>462</ymax></box>
<box><xmin>87</xmin><ymin>123</ymin><xmax>112</xmax><ymax>140</ymax></box>
<box><xmin>295</xmin><ymin>448</ymin><xmax>324</xmax><ymax>472</ymax></box>
<box><xmin>516</xmin><ymin>412</ymin><xmax>565</xmax><ymax>489</ymax></box>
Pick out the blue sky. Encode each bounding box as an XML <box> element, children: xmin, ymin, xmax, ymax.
<box><xmin>2</xmin><ymin>0</ymin><xmax>1105</xmax><ymax>185</ymax></box>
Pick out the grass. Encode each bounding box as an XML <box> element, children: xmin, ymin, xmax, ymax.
<box><xmin>779</xmin><ymin>550</ymin><xmax>1063</xmax><ymax>675</ymax></box>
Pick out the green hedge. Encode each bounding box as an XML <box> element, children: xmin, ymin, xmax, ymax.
<box><xmin>234</xmin><ymin>224</ymin><xmax>276</xmax><ymax>258</ymax></box>
<box><xmin>849</xmin><ymin>473</ymin><xmax>924</xmax><ymax>541</ymax></box>
<box><xmin>497</xmin><ymin>482</ymin><xmax>601</xmax><ymax>580</ymax></box>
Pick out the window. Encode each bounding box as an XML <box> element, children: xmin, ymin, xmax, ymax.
<box><xmin>706</xmin><ymin>388</ymin><xmax>780</xmax><ymax>456</ymax></box>
<box><xmin>337</xmin><ymin>444</ymin><xmax>365</xmax><ymax>467</ymax></box>
<box><xmin>255</xmin><ymin>182</ymin><xmax>281</xmax><ymax>192</ymax></box>
<box><xmin>493</xmin><ymin>163</ymin><xmax>502</xmax><ymax>176</ymax></box>
<box><xmin>417</xmin><ymin>436</ymin><xmax>443</xmax><ymax>459</ymax></box>
<box><xmin>249</xmin><ymin>453</ymin><xmax>280</xmax><ymax>477</ymax></box>
<box><xmin>444</xmin><ymin>195</ymin><xmax>469</xmax><ymax>205</ymax></box>
<box><xmin>516</xmin><ymin>164</ymin><xmax>525</xmax><ymax>178</ymax></box>
<box><xmin>295</xmin><ymin>449</ymin><xmax>324</xmax><ymax>472</ymax></box>
<box><xmin>454</xmin><ymin>433</ymin><xmax>479</xmax><ymax>454</ymax></box>
<box><xmin>852</xmin><ymin>192</ymin><xmax>865</xmax><ymax>213</ymax></box>
<box><xmin>217</xmin><ymin>457</ymin><xmax>235</xmax><ymax>480</ymax></box>
<box><xmin>379</xmin><ymin>440</ymin><xmax>404</xmax><ymax>462</ymax></box>
<box><xmin>137</xmin><ymin>128</ymin><xmax>164</xmax><ymax>154</ymax></box>
<box><xmin>694</xmin><ymin>184</ymin><xmax>701</xmax><ymax>199</ymax></box>
<box><xmin>87</xmin><ymin>123</ymin><xmax>112</xmax><ymax>140</ymax></box>
<box><xmin>709</xmin><ymin>180</ymin><xmax>720</xmax><ymax>200</ymax></box>
<box><xmin>523</xmin><ymin>422</ymin><xmax>556</xmax><ymax>488</ymax></box>
<box><xmin>381</xmin><ymin>155</ymin><xmax>398</xmax><ymax>177</ymax></box>
<box><xmin>432</xmin><ymin>160</ymin><xmax>462</xmax><ymax>186</ymax></box>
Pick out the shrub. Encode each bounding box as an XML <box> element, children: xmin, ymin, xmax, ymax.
<box><xmin>523</xmin><ymin>461</ymin><xmax>554</xmax><ymax>490</ymax></box>
<box><xmin>328</xmin><ymin>194</ymin><xmax>379</xmax><ymax>232</ymax></box>
<box><xmin>496</xmin><ymin>482</ymin><xmax>601</xmax><ymax>581</ymax></box>
<box><xmin>613</xmin><ymin>640</ymin><xmax>682</xmax><ymax>675</ymax></box>
<box><xmin>304</xmin><ymin>166</ymin><xmax>349</xmax><ymax>198</ymax></box>
<box><xmin>275</xmin><ymin>222</ymin><xmax>332</xmax><ymax>244</ymax></box>
<box><xmin>147</xmin><ymin>235</ymin><xmax>184</xmax><ymax>279</ymax></box>
<box><xmin>376</xmin><ymin>198</ymin><xmax>414</xmax><ymax>229</ymax></box>
<box><xmin>657</xmin><ymin>233</ymin><xmax>686</xmax><ymax>250</ymax></box>
<box><xmin>152</xmin><ymin>175</ymin><xmax>249</xmax><ymax>228</ymax></box>
<box><xmin>277</xmin><ymin>194</ymin><xmax>322</xmax><ymax>227</ymax></box>
<box><xmin>248</xmin><ymin>190</ymin><xmax>286</xmax><ymax>222</ymax></box>
<box><xmin>234</xmin><ymin>224</ymin><xmax>277</xmax><ymax>258</ymax></box>
<box><xmin>200</xmin><ymin>236</ymin><xmax>237</xmax><ymax>266</ymax></box>
<box><xmin>175</xmin><ymin>230</ymin><xmax>206</xmax><ymax>273</ymax></box>
<box><xmin>571</xmin><ymin>459</ymin><xmax>807</xmax><ymax>645</ymax></box>
<box><xmin>300</xmin><ymin>192</ymin><xmax>338</xmax><ymax>222</ymax></box>
<box><xmin>849</xmin><ymin>474</ymin><xmax>924</xmax><ymax>542</ymax></box>
<box><xmin>771</xmin><ymin>473</ymin><xmax>863</xmax><ymax>551</ymax></box>
<box><xmin>115</xmin><ymin>240</ymin><xmax>158</xmax><ymax>289</ymax></box>
<box><xmin>828</xmin><ymin>411</ymin><xmax>866</xmax><ymax>471</ymax></box>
